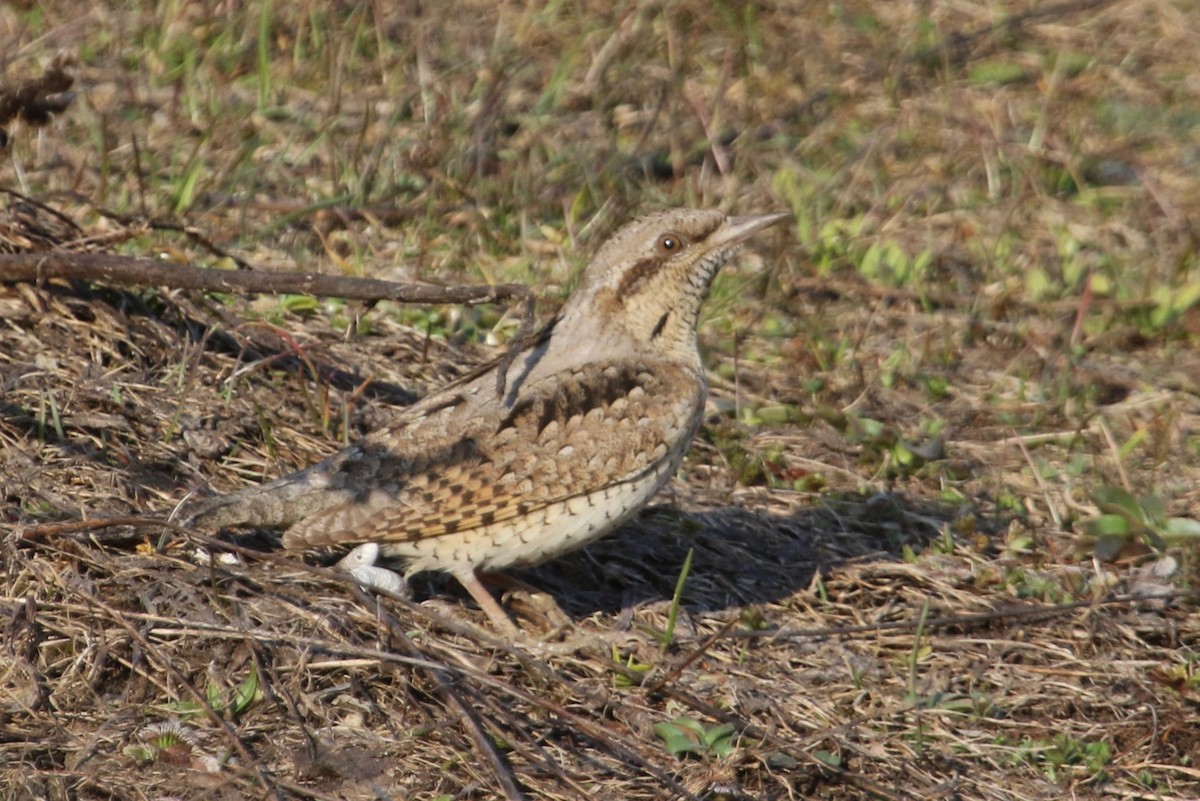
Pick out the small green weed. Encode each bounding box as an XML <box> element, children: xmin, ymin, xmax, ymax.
<box><xmin>968</xmin><ymin>61</ymin><xmax>1031</xmax><ymax>86</ymax></box>
<box><xmin>1084</xmin><ymin>485</ymin><xmax>1200</xmax><ymax>558</ymax></box>
<box><xmin>610</xmin><ymin>645</ymin><xmax>653</xmax><ymax>689</ymax></box>
<box><xmin>1151</xmin><ymin>654</ymin><xmax>1200</xmax><ymax>703</ymax></box>
<box><xmin>816</xmin><ymin>407</ymin><xmax>946</xmax><ymax>479</ymax></box>
<box><xmin>164</xmin><ymin>664</ymin><xmax>262</xmax><ymax>720</ymax></box>
<box><xmin>660</xmin><ymin>548</ymin><xmax>693</xmax><ymax>651</ymax></box>
<box><xmin>912</xmin><ymin>691</ymin><xmax>1000</xmax><ymax>719</ymax></box>
<box><xmin>123</xmin><ymin>720</ymin><xmax>219</xmax><ymax>770</ymax></box>
<box><xmin>997</xmin><ymin>733</ymin><xmax>1113</xmax><ymax>783</ymax></box>
<box><xmin>653</xmin><ymin>716</ymin><xmax>737</xmax><ymax>759</ymax></box>
<box><xmin>856</xmin><ymin>239</ymin><xmax>935</xmax><ymax>288</ymax></box>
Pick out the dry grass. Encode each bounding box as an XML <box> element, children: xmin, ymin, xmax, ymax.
<box><xmin>3</xmin><ymin>1</ymin><xmax>1200</xmax><ymax>799</ymax></box>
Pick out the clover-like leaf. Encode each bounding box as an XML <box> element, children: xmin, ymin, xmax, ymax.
<box><xmin>654</xmin><ymin>716</ymin><xmax>738</xmax><ymax>759</ymax></box>
<box><xmin>653</xmin><ymin>719</ymin><xmax>706</xmax><ymax>756</ymax></box>
<box><xmin>1083</xmin><ymin>513</ymin><xmax>1131</xmax><ymax>539</ymax></box>
<box><xmin>1090</xmin><ymin>486</ymin><xmax>1148</xmax><ymax>531</ymax></box>
<box><xmin>704</xmin><ymin>723</ymin><xmax>737</xmax><ymax>757</ymax></box>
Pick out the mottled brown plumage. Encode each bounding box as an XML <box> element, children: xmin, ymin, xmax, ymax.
<box><xmin>188</xmin><ymin>208</ymin><xmax>787</xmax><ymax>631</ymax></box>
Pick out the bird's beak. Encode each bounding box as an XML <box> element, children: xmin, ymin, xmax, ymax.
<box><xmin>711</xmin><ymin>211</ymin><xmax>791</xmax><ymax>249</ymax></box>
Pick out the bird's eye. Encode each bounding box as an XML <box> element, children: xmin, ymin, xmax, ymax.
<box><xmin>656</xmin><ymin>232</ymin><xmax>685</xmax><ymax>253</ymax></box>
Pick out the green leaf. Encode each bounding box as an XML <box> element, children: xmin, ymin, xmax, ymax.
<box><xmin>663</xmin><ymin>736</ymin><xmax>705</xmax><ymax>755</ymax></box>
<box><xmin>206</xmin><ymin>681</ymin><xmax>223</xmax><ymax>711</ymax></box>
<box><xmin>1156</xmin><ymin>281</ymin><xmax>1200</xmax><ymax>325</ymax></box>
<box><xmin>1138</xmin><ymin>494</ymin><xmax>1166</xmax><ymax>524</ymax></box>
<box><xmin>654</xmin><ymin>721</ymin><xmax>705</xmax><ymax>755</ymax></box>
<box><xmin>164</xmin><ymin>699</ymin><xmax>204</xmax><ymax>717</ymax></box>
<box><xmin>856</xmin><ymin>417</ymin><xmax>885</xmax><ymax>440</ymax></box>
<box><xmin>1084</xmin><ymin>513</ymin><xmax>1131</xmax><ymax>539</ymax></box>
<box><xmin>653</xmin><ymin>721</ymin><xmax>685</xmax><ymax>741</ymax></box>
<box><xmin>859</xmin><ymin>242</ymin><xmax>883</xmax><ymax>280</ymax></box>
<box><xmin>968</xmin><ymin>61</ymin><xmax>1029</xmax><ymax>85</ymax></box>
<box><xmin>279</xmin><ymin>294</ymin><xmax>320</xmax><ymax>313</ymax></box>
<box><xmin>703</xmin><ymin>723</ymin><xmax>736</xmax><ymax>749</ymax></box>
<box><xmin>172</xmin><ymin>158</ymin><xmax>203</xmax><ymax>215</ymax></box>
<box><xmin>893</xmin><ymin>442</ymin><xmax>920</xmax><ymax>468</ymax></box>
<box><xmin>1025</xmin><ymin>267</ymin><xmax>1053</xmax><ymax>299</ymax></box>
<box><xmin>123</xmin><ymin>744</ymin><xmax>159</xmax><ymax>763</ymax></box>
<box><xmin>710</xmin><ymin>738</ymin><xmax>736</xmax><ymax>758</ymax></box>
<box><xmin>661</xmin><ymin>548</ymin><xmax>693</xmax><ymax>651</ymax></box>
<box><xmin>754</xmin><ymin>404</ymin><xmax>804</xmax><ymax>426</ymax></box>
<box><xmin>669</xmin><ymin>717</ymin><xmax>707</xmax><ymax>736</ymax></box>
<box><xmin>230</xmin><ymin>665</ymin><xmax>261</xmax><ymax>714</ymax></box>
<box><xmin>1090</xmin><ymin>486</ymin><xmax>1148</xmax><ymax>530</ymax></box>
<box><xmin>1165</xmin><ymin>517</ymin><xmax>1200</xmax><ymax>540</ymax></box>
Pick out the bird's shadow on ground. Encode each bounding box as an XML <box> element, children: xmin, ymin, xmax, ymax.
<box><xmin>414</xmin><ymin>491</ymin><xmax>1002</xmax><ymax>622</ymax></box>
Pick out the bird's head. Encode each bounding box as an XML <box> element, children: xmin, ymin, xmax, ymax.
<box><xmin>556</xmin><ymin>208</ymin><xmax>788</xmax><ymax>360</ymax></box>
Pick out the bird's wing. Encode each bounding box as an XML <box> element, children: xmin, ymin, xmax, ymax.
<box><xmin>279</xmin><ymin>358</ymin><xmax>703</xmax><ymax>550</ymax></box>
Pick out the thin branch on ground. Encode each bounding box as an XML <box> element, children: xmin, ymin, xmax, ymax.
<box><xmin>0</xmin><ymin>250</ymin><xmax>534</xmax><ymax>309</ymax></box>
<box><xmin>0</xmin><ymin>250</ymin><xmax>538</xmax><ymax>396</ymax></box>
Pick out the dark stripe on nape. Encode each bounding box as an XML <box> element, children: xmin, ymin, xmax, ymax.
<box><xmin>650</xmin><ymin>311</ymin><xmax>670</xmax><ymax>338</ymax></box>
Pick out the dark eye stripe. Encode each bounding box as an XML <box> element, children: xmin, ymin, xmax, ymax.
<box><xmin>615</xmin><ymin>255</ymin><xmax>662</xmax><ymax>298</ymax></box>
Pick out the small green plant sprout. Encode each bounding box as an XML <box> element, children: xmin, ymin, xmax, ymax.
<box><xmin>1149</xmin><ymin>654</ymin><xmax>1200</xmax><ymax>703</ymax></box>
<box><xmin>1083</xmin><ymin>486</ymin><xmax>1200</xmax><ymax>559</ymax></box>
<box><xmin>995</xmin><ymin>733</ymin><xmax>1113</xmax><ymax>783</ymax></box>
<box><xmin>167</xmin><ymin>664</ymin><xmax>262</xmax><ymax>719</ymax></box>
<box><xmin>856</xmin><ymin>240</ymin><xmax>935</xmax><ymax>288</ymax></box>
<box><xmin>123</xmin><ymin>720</ymin><xmax>220</xmax><ymax>771</ymax></box>
<box><xmin>817</xmin><ymin>407</ymin><xmax>945</xmax><ymax>478</ymax></box>
<box><xmin>1149</xmin><ymin>280</ymin><xmax>1200</xmax><ymax>329</ymax></box>
<box><xmin>1040</xmin><ymin>734</ymin><xmax>1113</xmax><ymax>783</ymax></box>
<box><xmin>276</xmin><ymin>293</ymin><xmax>321</xmax><ymax>314</ymax></box>
<box><xmin>610</xmin><ymin>644</ymin><xmax>654</xmax><ymax>688</ymax></box>
<box><xmin>659</xmin><ymin>548</ymin><xmax>694</xmax><ymax>651</ymax></box>
<box><xmin>653</xmin><ymin>716</ymin><xmax>737</xmax><ymax>759</ymax></box>
<box><xmin>913</xmin><ymin>691</ymin><xmax>1000</xmax><ymax>719</ymax></box>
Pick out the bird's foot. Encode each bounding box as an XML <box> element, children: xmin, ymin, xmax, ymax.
<box><xmin>480</xmin><ymin>572</ymin><xmax>573</xmax><ymax>635</ymax></box>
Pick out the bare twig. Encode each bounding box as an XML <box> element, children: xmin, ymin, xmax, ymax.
<box><xmin>0</xmin><ymin>250</ymin><xmax>534</xmax><ymax>308</ymax></box>
<box><xmin>0</xmin><ymin>250</ymin><xmax>538</xmax><ymax>396</ymax></box>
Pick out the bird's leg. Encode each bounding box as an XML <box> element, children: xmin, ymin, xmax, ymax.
<box><xmin>450</xmin><ymin>566</ymin><xmax>520</xmax><ymax>636</ymax></box>
<box><xmin>338</xmin><ymin>546</ymin><xmax>521</xmax><ymax>635</ymax></box>
<box><xmin>338</xmin><ymin>550</ymin><xmax>638</xmax><ymax>649</ymax></box>
<box><xmin>480</xmin><ymin>572</ymin><xmax>573</xmax><ymax>631</ymax></box>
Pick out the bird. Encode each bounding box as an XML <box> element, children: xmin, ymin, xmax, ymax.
<box><xmin>187</xmin><ymin>208</ymin><xmax>788</xmax><ymax>632</ymax></box>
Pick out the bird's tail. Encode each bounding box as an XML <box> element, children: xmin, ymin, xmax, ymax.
<box><xmin>184</xmin><ymin>447</ymin><xmax>360</xmax><ymax>532</ymax></box>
